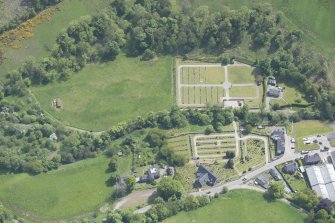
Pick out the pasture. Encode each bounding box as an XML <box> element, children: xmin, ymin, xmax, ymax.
<box><xmin>32</xmin><ymin>54</ymin><xmax>173</xmax><ymax>131</ymax></box>
<box><xmin>0</xmin><ymin>0</ymin><xmax>109</xmax><ymax>78</ymax></box>
<box><xmin>164</xmin><ymin>189</ymin><xmax>306</xmax><ymax>223</ymax></box>
<box><xmin>0</xmin><ymin>155</ymin><xmax>132</xmax><ymax>221</ymax></box>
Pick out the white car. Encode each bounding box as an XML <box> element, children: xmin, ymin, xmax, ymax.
<box><xmin>291</xmin><ymin>138</ymin><xmax>296</xmax><ymax>143</ymax></box>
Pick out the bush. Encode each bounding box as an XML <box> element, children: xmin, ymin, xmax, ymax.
<box><xmin>141</xmin><ymin>49</ymin><xmax>156</xmax><ymax>61</ymax></box>
<box><xmin>221</xmin><ymin>186</ymin><xmax>229</xmax><ymax>194</ymax></box>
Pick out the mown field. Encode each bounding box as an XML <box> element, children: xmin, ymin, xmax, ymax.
<box><xmin>0</xmin><ymin>155</ymin><xmax>131</xmax><ymax>221</ymax></box>
<box><xmin>0</xmin><ymin>0</ymin><xmax>110</xmax><ymax>77</ymax></box>
<box><xmin>164</xmin><ymin>189</ymin><xmax>306</xmax><ymax>223</ymax></box>
<box><xmin>32</xmin><ymin>54</ymin><xmax>173</xmax><ymax>131</ymax></box>
<box><xmin>293</xmin><ymin>120</ymin><xmax>333</xmax><ymax>151</ymax></box>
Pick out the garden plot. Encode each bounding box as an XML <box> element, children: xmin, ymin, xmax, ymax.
<box><xmin>193</xmin><ymin>134</ymin><xmax>238</xmax><ymax>159</ymax></box>
<box><xmin>235</xmin><ymin>138</ymin><xmax>266</xmax><ymax>173</ymax></box>
<box><xmin>166</xmin><ymin>135</ymin><xmax>192</xmax><ymax>158</ymax></box>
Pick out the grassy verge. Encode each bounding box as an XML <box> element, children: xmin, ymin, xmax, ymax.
<box><xmin>164</xmin><ymin>189</ymin><xmax>306</xmax><ymax>223</ymax></box>
<box><xmin>32</xmin><ymin>54</ymin><xmax>173</xmax><ymax>131</ymax></box>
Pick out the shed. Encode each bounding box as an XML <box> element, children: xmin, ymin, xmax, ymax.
<box><xmin>55</xmin><ymin>98</ymin><xmax>62</xmax><ymax>108</ymax></box>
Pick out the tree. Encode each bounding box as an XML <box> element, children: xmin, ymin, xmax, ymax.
<box><xmin>145</xmin><ymin>129</ymin><xmax>166</xmax><ymax>148</ymax></box>
<box><xmin>125</xmin><ymin>175</ymin><xmax>136</xmax><ymax>193</ymax></box>
<box><xmin>105</xmin><ymin>211</ymin><xmax>123</xmax><ymax>223</ymax></box>
<box><xmin>272</xmin><ymin>103</ymin><xmax>280</xmax><ymax>111</ymax></box>
<box><xmin>157</xmin><ymin>177</ymin><xmax>184</xmax><ymax>201</ymax></box>
<box><xmin>292</xmin><ymin>189</ymin><xmax>319</xmax><ymax>211</ymax></box>
<box><xmin>141</xmin><ymin>49</ymin><xmax>156</xmax><ymax>61</ymax></box>
<box><xmin>226</xmin><ymin>151</ymin><xmax>235</xmax><ymax>159</ymax></box>
<box><xmin>205</xmin><ymin>126</ymin><xmax>215</xmax><ymax>135</ymax></box>
<box><xmin>244</xmin><ymin>124</ymin><xmax>253</xmax><ymax>134</ymax></box>
<box><xmin>226</xmin><ymin>159</ymin><xmax>234</xmax><ymax>169</ymax></box>
<box><xmin>107</xmin><ymin>173</ymin><xmax>119</xmax><ymax>186</ymax></box>
<box><xmin>315</xmin><ymin>198</ymin><xmax>333</xmax><ymax>213</ymax></box>
<box><xmin>109</xmin><ymin>157</ymin><xmax>118</xmax><ymax>172</ymax></box>
<box><xmin>268</xmin><ymin>181</ymin><xmax>285</xmax><ymax>199</ymax></box>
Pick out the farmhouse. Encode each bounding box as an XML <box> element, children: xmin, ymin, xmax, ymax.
<box><xmin>267</xmin><ymin>85</ymin><xmax>281</xmax><ymax>98</ymax></box>
<box><xmin>306</xmin><ymin>164</ymin><xmax>335</xmax><ymax>202</ymax></box>
<box><xmin>194</xmin><ymin>165</ymin><xmax>218</xmax><ymax>187</ymax></box>
<box><xmin>282</xmin><ymin>162</ymin><xmax>298</xmax><ymax>175</ymax></box>
<box><xmin>138</xmin><ymin>165</ymin><xmax>160</xmax><ymax>183</ymax></box>
<box><xmin>303</xmin><ymin>154</ymin><xmax>321</xmax><ymax>165</ymax></box>
<box><xmin>271</xmin><ymin>129</ymin><xmax>285</xmax><ymax>155</ymax></box>
<box><xmin>270</xmin><ymin>168</ymin><xmax>282</xmax><ymax>181</ymax></box>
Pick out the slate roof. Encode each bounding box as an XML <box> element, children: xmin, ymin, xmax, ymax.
<box><xmin>267</xmin><ymin>86</ymin><xmax>281</xmax><ymax>98</ymax></box>
<box><xmin>270</xmin><ymin>168</ymin><xmax>282</xmax><ymax>181</ymax></box>
<box><xmin>255</xmin><ymin>177</ymin><xmax>269</xmax><ymax>189</ymax></box>
<box><xmin>327</xmin><ymin>133</ymin><xmax>335</xmax><ymax>141</ymax></box>
<box><xmin>271</xmin><ymin>129</ymin><xmax>285</xmax><ymax>155</ymax></box>
<box><xmin>283</xmin><ymin>162</ymin><xmax>298</xmax><ymax>174</ymax></box>
<box><xmin>268</xmin><ymin>79</ymin><xmax>277</xmax><ymax>86</ymax></box>
<box><xmin>194</xmin><ymin>165</ymin><xmax>217</xmax><ymax>187</ymax></box>
<box><xmin>304</xmin><ymin>154</ymin><xmax>321</xmax><ymax>165</ymax></box>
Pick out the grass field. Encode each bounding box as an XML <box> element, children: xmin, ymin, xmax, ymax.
<box><xmin>0</xmin><ymin>155</ymin><xmax>132</xmax><ymax>221</ymax></box>
<box><xmin>230</xmin><ymin>85</ymin><xmax>257</xmax><ymax>98</ymax></box>
<box><xmin>164</xmin><ymin>189</ymin><xmax>306</xmax><ymax>223</ymax></box>
<box><xmin>227</xmin><ymin>66</ymin><xmax>254</xmax><ymax>84</ymax></box>
<box><xmin>292</xmin><ymin>120</ymin><xmax>333</xmax><ymax>151</ymax></box>
<box><xmin>293</xmin><ymin>120</ymin><xmax>333</xmax><ymax>138</ymax></box>
<box><xmin>0</xmin><ymin>0</ymin><xmax>109</xmax><ymax>78</ymax></box>
<box><xmin>32</xmin><ymin>54</ymin><xmax>173</xmax><ymax>131</ymax></box>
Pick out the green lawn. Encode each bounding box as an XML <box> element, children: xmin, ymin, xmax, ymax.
<box><xmin>0</xmin><ymin>0</ymin><xmax>109</xmax><ymax>78</ymax></box>
<box><xmin>292</xmin><ymin>120</ymin><xmax>333</xmax><ymax>151</ymax></box>
<box><xmin>0</xmin><ymin>155</ymin><xmax>131</xmax><ymax>221</ymax></box>
<box><xmin>164</xmin><ymin>189</ymin><xmax>306</xmax><ymax>223</ymax></box>
<box><xmin>277</xmin><ymin>164</ymin><xmax>309</xmax><ymax>192</ymax></box>
<box><xmin>32</xmin><ymin>54</ymin><xmax>173</xmax><ymax>131</ymax></box>
<box><xmin>227</xmin><ymin>66</ymin><xmax>254</xmax><ymax>84</ymax></box>
<box><xmin>230</xmin><ymin>85</ymin><xmax>257</xmax><ymax>98</ymax></box>
<box><xmin>293</xmin><ymin>120</ymin><xmax>333</xmax><ymax>138</ymax></box>
<box><xmin>270</xmin><ymin>83</ymin><xmax>308</xmax><ymax>107</ymax></box>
